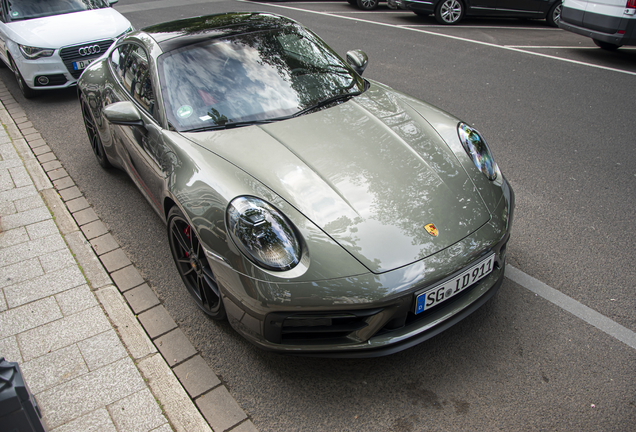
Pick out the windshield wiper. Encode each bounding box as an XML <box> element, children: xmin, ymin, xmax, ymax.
<box><xmin>292</xmin><ymin>92</ymin><xmax>361</xmax><ymax>118</ymax></box>
<box><xmin>183</xmin><ymin>118</ymin><xmax>277</xmax><ymax>132</ymax></box>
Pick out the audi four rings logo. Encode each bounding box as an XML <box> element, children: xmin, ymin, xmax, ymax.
<box><xmin>78</xmin><ymin>45</ymin><xmax>100</xmax><ymax>56</ymax></box>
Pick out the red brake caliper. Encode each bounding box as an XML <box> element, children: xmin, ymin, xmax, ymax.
<box><xmin>184</xmin><ymin>225</ymin><xmax>191</xmax><ymax>257</ymax></box>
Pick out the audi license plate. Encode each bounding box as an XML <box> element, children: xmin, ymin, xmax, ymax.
<box><xmin>72</xmin><ymin>58</ymin><xmax>94</xmax><ymax>71</ymax></box>
<box><xmin>414</xmin><ymin>254</ymin><xmax>495</xmax><ymax>314</ymax></box>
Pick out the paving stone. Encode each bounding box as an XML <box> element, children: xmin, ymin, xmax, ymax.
<box><xmin>0</xmin><ymin>199</ymin><xmax>16</xmax><ymax>216</ymax></box>
<box><xmin>0</xmin><ymin>292</ymin><xmax>6</xmax><ymax>312</ymax></box>
<box><xmin>21</xmin><ymin>344</ymin><xmax>88</xmax><ymax>394</ymax></box>
<box><xmin>81</xmin><ymin>220</ymin><xmax>108</xmax><ymax>239</ymax></box>
<box><xmin>111</xmin><ymin>265</ymin><xmax>145</xmax><ymax>292</ymax></box>
<box><xmin>23</xmin><ymin>132</ymin><xmax>42</xmax><ymax>142</ymax></box>
<box><xmin>31</xmin><ymin>144</ymin><xmax>51</xmax><ymax>156</ymax></box>
<box><xmin>39</xmin><ymin>248</ymin><xmax>76</xmax><ymax>273</ymax></box>
<box><xmin>150</xmin><ymin>424</ymin><xmax>174</xmax><ymax>432</ymax></box>
<box><xmin>37</xmin><ymin>152</ymin><xmax>57</xmax><ymax>164</ymax></box>
<box><xmin>0</xmin><ymin>184</ymin><xmax>37</xmax><ymax>203</ymax></box>
<box><xmin>47</xmin><ymin>167</ymin><xmax>68</xmax><ymax>181</ymax></box>
<box><xmin>0</xmin><ymin>169</ymin><xmax>13</xmax><ymax>191</ymax></box>
<box><xmin>196</xmin><ymin>386</ymin><xmax>247</xmax><ymax>432</ymax></box>
<box><xmin>35</xmin><ymin>357</ymin><xmax>146</xmax><ymax>429</ymax></box>
<box><xmin>0</xmin><ymin>205</ymin><xmax>51</xmax><ymax>230</ymax></box>
<box><xmin>26</xmin><ymin>219</ymin><xmax>59</xmax><ymax>240</ymax></box>
<box><xmin>95</xmin><ymin>286</ymin><xmax>157</xmax><ymax>360</ymax></box>
<box><xmin>55</xmin><ymin>284</ymin><xmax>97</xmax><ymax>316</ymax></box>
<box><xmin>59</xmin><ymin>186</ymin><xmax>82</xmax><ymax>201</ymax></box>
<box><xmin>50</xmin><ymin>408</ymin><xmax>117</xmax><ymax>432</ymax></box>
<box><xmin>19</xmin><ymin>127</ymin><xmax>36</xmax><ymax>136</ymax></box>
<box><xmin>173</xmin><ymin>355</ymin><xmax>220</xmax><ymax>399</ymax></box>
<box><xmin>77</xmin><ymin>329</ymin><xmax>127</xmax><ymax>371</ymax></box>
<box><xmin>24</xmin><ymin>159</ymin><xmax>52</xmax><ymax>191</ymax></box>
<box><xmin>17</xmin><ymin>120</ymin><xmax>33</xmax><ymax>130</ymax></box>
<box><xmin>137</xmin><ymin>354</ymin><xmax>212</xmax><ymax>432</ymax></box>
<box><xmin>0</xmin><ymin>226</ymin><xmax>28</xmax><ymax>248</ymax></box>
<box><xmin>90</xmin><ymin>233</ymin><xmax>119</xmax><ymax>255</ymax></box>
<box><xmin>9</xmin><ymin>165</ymin><xmax>31</xmax><ymax>187</ymax></box>
<box><xmin>41</xmin><ymin>188</ymin><xmax>77</xmax><ymax>235</ymax></box>
<box><xmin>124</xmin><ymin>283</ymin><xmax>160</xmax><ymax>314</ymax></box>
<box><xmin>27</xmin><ymin>138</ymin><xmax>46</xmax><ymax>150</ymax></box>
<box><xmin>0</xmin><ymin>231</ymin><xmax>66</xmax><ymax>268</ymax></box>
<box><xmin>232</xmin><ymin>420</ymin><xmax>259</xmax><ymax>432</ymax></box>
<box><xmin>11</xmin><ymin>139</ymin><xmax>33</xmax><ymax>161</ymax></box>
<box><xmin>52</xmin><ymin>175</ymin><xmax>74</xmax><ymax>190</ymax></box>
<box><xmin>65</xmin><ymin>231</ymin><xmax>112</xmax><ymax>290</ymax></box>
<box><xmin>155</xmin><ymin>328</ymin><xmax>197</xmax><ymax>367</ymax></box>
<box><xmin>73</xmin><ymin>207</ymin><xmax>98</xmax><ymax>226</ymax></box>
<box><xmin>0</xmin><ymin>257</ymin><xmax>43</xmax><ymax>289</ymax></box>
<box><xmin>65</xmin><ymin>196</ymin><xmax>89</xmax><ymax>213</ymax></box>
<box><xmin>4</xmin><ymin>265</ymin><xmax>86</xmax><ymax>308</ymax></box>
<box><xmin>42</xmin><ymin>160</ymin><xmax>62</xmax><ymax>172</ymax></box>
<box><xmin>138</xmin><ymin>305</ymin><xmax>177</xmax><ymax>339</ymax></box>
<box><xmin>0</xmin><ymin>297</ymin><xmax>62</xmax><ymax>339</ymax></box>
<box><xmin>100</xmin><ymin>248</ymin><xmax>131</xmax><ymax>272</ymax></box>
<box><xmin>17</xmin><ymin>305</ymin><xmax>111</xmax><ymax>361</ymax></box>
<box><xmin>0</xmin><ymin>336</ymin><xmax>22</xmax><ymax>363</ymax></box>
<box><xmin>14</xmin><ymin>194</ymin><xmax>45</xmax><ymax>212</ymax></box>
<box><xmin>108</xmin><ymin>389</ymin><xmax>167</xmax><ymax>432</ymax></box>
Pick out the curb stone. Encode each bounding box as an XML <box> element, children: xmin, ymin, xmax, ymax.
<box><xmin>0</xmin><ymin>78</ymin><xmax>258</xmax><ymax>432</ymax></box>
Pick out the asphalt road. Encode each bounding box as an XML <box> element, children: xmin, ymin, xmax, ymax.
<box><xmin>2</xmin><ymin>1</ymin><xmax>635</xmax><ymax>430</ymax></box>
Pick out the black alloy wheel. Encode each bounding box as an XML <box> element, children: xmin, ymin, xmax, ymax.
<box><xmin>547</xmin><ymin>1</ymin><xmax>562</xmax><ymax>27</ymax></box>
<box><xmin>81</xmin><ymin>99</ymin><xmax>111</xmax><ymax>169</ymax></box>
<box><xmin>168</xmin><ymin>206</ymin><xmax>226</xmax><ymax>320</ymax></box>
<box><xmin>435</xmin><ymin>0</ymin><xmax>465</xmax><ymax>24</ymax></box>
<box><xmin>357</xmin><ymin>0</ymin><xmax>379</xmax><ymax>10</ymax></box>
<box><xmin>10</xmin><ymin>57</ymin><xmax>36</xmax><ymax>99</ymax></box>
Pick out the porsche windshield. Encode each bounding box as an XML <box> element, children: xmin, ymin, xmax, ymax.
<box><xmin>157</xmin><ymin>26</ymin><xmax>365</xmax><ymax>132</ymax></box>
<box><xmin>4</xmin><ymin>0</ymin><xmax>111</xmax><ymax>21</ymax></box>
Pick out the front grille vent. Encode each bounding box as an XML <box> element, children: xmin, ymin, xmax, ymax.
<box><xmin>59</xmin><ymin>39</ymin><xmax>115</xmax><ymax>79</ymax></box>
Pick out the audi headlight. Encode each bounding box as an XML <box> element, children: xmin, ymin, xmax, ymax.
<box><xmin>117</xmin><ymin>26</ymin><xmax>134</xmax><ymax>39</ymax></box>
<box><xmin>18</xmin><ymin>45</ymin><xmax>54</xmax><ymax>60</ymax></box>
<box><xmin>227</xmin><ymin>196</ymin><xmax>301</xmax><ymax>271</ymax></box>
<box><xmin>458</xmin><ymin>123</ymin><xmax>499</xmax><ymax>181</ymax></box>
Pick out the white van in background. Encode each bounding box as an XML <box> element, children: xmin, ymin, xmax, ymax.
<box><xmin>559</xmin><ymin>0</ymin><xmax>636</xmax><ymax>50</ymax></box>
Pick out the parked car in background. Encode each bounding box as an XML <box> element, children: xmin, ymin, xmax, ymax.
<box><xmin>0</xmin><ymin>0</ymin><xmax>132</xmax><ymax>98</ymax></box>
<box><xmin>388</xmin><ymin>0</ymin><xmax>563</xmax><ymax>26</ymax></box>
<box><xmin>78</xmin><ymin>12</ymin><xmax>514</xmax><ymax>357</ymax></box>
<box><xmin>559</xmin><ymin>0</ymin><xmax>636</xmax><ymax>50</ymax></box>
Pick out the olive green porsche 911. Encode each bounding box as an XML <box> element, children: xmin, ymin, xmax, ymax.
<box><xmin>77</xmin><ymin>12</ymin><xmax>514</xmax><ymax>357</ymax></box>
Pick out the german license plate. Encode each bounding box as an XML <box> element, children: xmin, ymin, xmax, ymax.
<box><xmin>414</xmin><ymin>254</ymin><xmax>495</xmax><ymax>314</ymax></box>
<box><xmin>72</xmin><ymin>58</ymin><xmax>94</xmax><ymax>71</ymax></box>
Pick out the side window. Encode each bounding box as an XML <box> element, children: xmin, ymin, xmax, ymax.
<box><xmin>110</xmin><ymin>44</ymin><xmax>157</xmax><ymax>122</ymax></box>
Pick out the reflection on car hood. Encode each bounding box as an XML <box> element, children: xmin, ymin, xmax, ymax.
<box><xmin>188</xmin><ymin>84</ymin><xmax>490</xmax><ymax>273</ymax></box>
<box><xmin>5</xmin><ymin>9</ymin><xmax>130</xmax><ymax>48</ymax></box>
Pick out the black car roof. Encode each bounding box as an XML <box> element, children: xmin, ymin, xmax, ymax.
<box><xmin>142</xmin><ymin>12</ymin><xmax>299</xmax><ymax>52</ymax></box>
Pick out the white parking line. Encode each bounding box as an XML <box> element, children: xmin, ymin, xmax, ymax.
<box><xmin>506</xmin><ymin>265</ymin><xmax>636</xmax><ymax>350</ymax></box>
<box><xmin>241</xmin><ymin>0</ymin><xmax>636</xmax><ymax>76</ymax></box>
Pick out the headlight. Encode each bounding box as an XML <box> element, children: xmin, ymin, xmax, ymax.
<box><xmin>457</xmin><ymin>123</ymin><xmax>499</xmax><ymax>181</ymax></box>
<box><xmin>18</xmin><ymin>45</ymin><xmax>54</xmax><ymax>60</ymax></box>
<box><xmin>227</xmin><ymin>196</ymin><xmax>301</xmax><ymax>271</ymax></box>
<box><xmin>117</xmin><ymin>26</ymin><xmax>134</xmax><ymax>39</ymax></box>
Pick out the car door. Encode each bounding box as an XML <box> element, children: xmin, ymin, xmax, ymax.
<box><xmin>494</xmin><ymin>0</ymin><xmax>544</xmax><ymax>13</ymax></box>
<box><xmin>108</xmin><ymin>42</ymin><xmax>169</xmax><ymax>212</ymax></box>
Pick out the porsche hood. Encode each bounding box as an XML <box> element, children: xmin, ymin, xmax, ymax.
<box><xmin>188</xmin><ymin>85</ymin><xmax>491</xmax><ymax>273</ymax></box>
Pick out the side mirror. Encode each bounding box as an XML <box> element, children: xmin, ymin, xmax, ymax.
<box><xmin>103</xmin><ymin>101</ymin><xmax>143</xmax><ymax>127</ymax></box>
<box><xmin>346</xmin><ymin>50</ymin><xmax>368</xmax><ymax>76</ymax></box>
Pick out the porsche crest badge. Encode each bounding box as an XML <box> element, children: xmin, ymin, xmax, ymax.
<box><xmin>425</xmin><ymin>223</ymin><xmax>438</xmax><ymax>237</ymax></box>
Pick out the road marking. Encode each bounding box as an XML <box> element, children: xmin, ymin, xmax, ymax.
<box><xmin>402</xmin><ymin>25</ymin><xmax>560</xmax><ymax>30</ymax></box>
<box><xmin>241</xmin><ymin>0</ymin><xmax>636</xmax><ymax>76</ymax></box>
<box><xmin>506</xmin><ymin>45</ymin><xmax>636</xmax><ymax>50</ymax></box>
<box><xmin>506</xmin><ymin>265</ymin><xmax>636</xmax><ymax>350</ymax></box>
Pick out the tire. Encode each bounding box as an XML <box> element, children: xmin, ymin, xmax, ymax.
<box><xmin>357</xmin><ymin>0</ymin><xmax>379</xmax><ymax>10</ymax></box>
<box><xmin>435</xmin><ymin>0</ymin><xmax>465</xmax><ymax>25</ymax></box>
<box><xmin>9</xmin><ymin>57</ymin><xmax>36</xmax><ymax>99</ymax></box>
<box><xmin>546</xmin><ymin>1</ymin><xmax>562</xmax><ymax>27</ymax></box>
<box><xmin>168</xmin><ymin>206</ymin><xmax>226</xmax><ymax>320</ymax></box>
<box><xmin>81</xmin><ymin>99</ymin><xmax>111</xmax><ymax>169</ymax></box>
<box><xmin>593</xmin><ymin>39</ymin><xmax>621</xmax><ymax>51</ymax></box>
